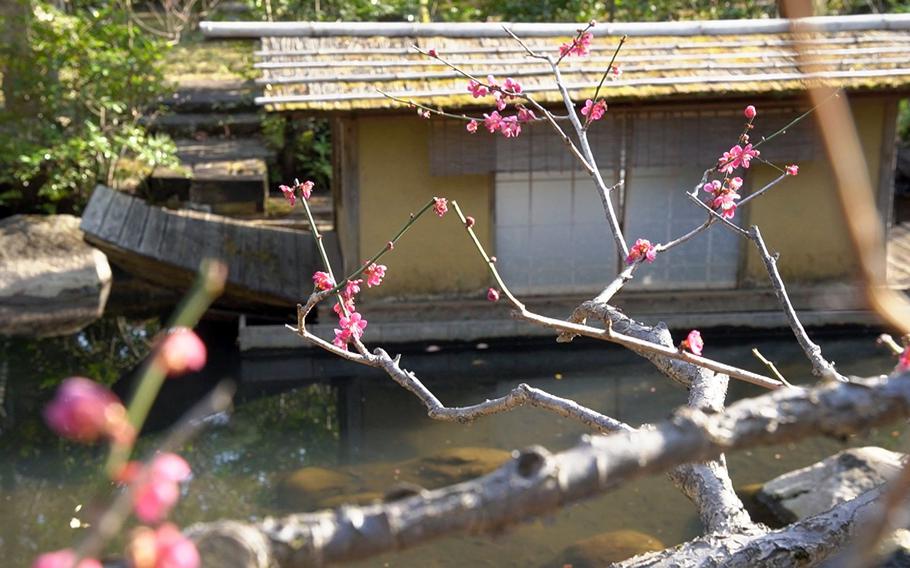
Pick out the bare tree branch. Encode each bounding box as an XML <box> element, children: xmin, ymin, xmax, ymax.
<box><xmin>187</xmin><ymin>374</ymin><xmax>910</xmax><ymax>567</ymax></box>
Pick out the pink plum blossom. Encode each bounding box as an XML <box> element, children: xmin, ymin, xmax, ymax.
<box><xmin>581</xmin><ymin>99</ymin><xmax>607</xmax><ymax>122</ymax></box>
<box><xmin>718</xmin><ymin>144</ymin><xmax>760</xmax><ymax>173</ymax></box>
<box><xmin>157</xmin><ymin>328</ymin><xmax>206</xmax><ymax>378</ymax></box>
<box><xmin>500</xmin><ymin>115</ymin><xmax>521</xmax><ymax>138</ymax></box>
<box><xmin>433</xmin><ymin>197</ymin><xmax>448</xmax><ymax>217</ymax></box>
<box><xmin>333</xmin><ymin>328</ymin><xmax>353</xmax><ymax>349</ymax></box>
<box><xmin>364</xmin><ymin>263</ymin><xmax>387</xmax><ymax>288</ymax></box>
<box><xmin>483</xmin><ymin>111</ymin><xmax>503</xmax><ymax>133</ymax></box>
<box><xmin>428</xmin><ymin>48</ymin><xmax>438</xmax><ymax>57</ymax></box>
<box><xmin>334</xmin><ymin>312</ymin><xmax>368</xmax><ymax>350</ymax></box>
<box><xmin>611</xmin><ymin>64</ymin><xmax>622</xmax><ymax>77</ymax></box>
<box><xmin>467</xmin><ymin>80</ymin><xmax>488</xmax><ymax>98</ymax></box>
<box><xmin>44</xmin><ymin>377</ymin><xmax>131</xmax><ymax>444</ymax></box>
<box><xmin>626</xmin><ymin>238</ymin><xmax>657</xmax><ymax>265</ymax></box>
<box><xmin>127</xmin><ymin>453</ymin><xmax>192</xmax><ymax>523</ymax></box>
<box><xmin>32</xmin><ymin>550</ymin><xmax>103</xmax><ymax>568</ymax></box>
<box><xmin>786</xmin><ymin>164</ymin><xmax>799</xmax><ymax>176</ymax></box>
<box><xmin>417</xmin><ymin>108</ymin><xmax>431</xmax><ymax>119</ymax></box>
<box><xmin>680</xmin><ymin>330</ymin><xmax>704</xmax><ymax>356</ymax></box>
<box><xmin>332</xmin><ymin>297</ymin><xmax>356</xmax><ymax>317</ymax></box>
<box><xmin>466</xmin><ymin>120</ymin><xmax>478</xmax><ymax>133</ymax></box>
<box><xmin>312</xmin><ymin>271</ymin><xmax>335</xmax><ymax>291</ymax></box>
<box><xmin>704</xmin><ymin>178</ymin><xmax>742</xmax><ymax>220</ymax></box>
<box><xmin>502</xmin><ymin>77</ymin><xmax>522</xmax><ymax>94</ymax></box>
<box><xmin>559</xmin><ymin>32</ymin><xmax>592</xmax><ymax>57</ymax></box>
<box><xmin>487</xmin><ymin>288</ymin><xmax>500</xmax><ymax>302</ymax></box>
<box><xmin>342</xmin><ymin>279</ymin><xmax>362</xmax><ymax>301</ymax></box>
<box><xmin>279</xmin><ymin>184</ymin><xmax>296</xmax><ymax>207</ymax></box>
<box><xmin>517</xmin><ymin>106</ymin><xmax>537</xmax><ymax>122</ymax></box>
<box><xmin>298</xmin><ymin>179</ymin><xmax>314</xmax><ymax>200</ymax></box>
<box><xmin>744</xmin><ymin>105</ymin><xmax>757</xmax><ymax>120</ymax></box>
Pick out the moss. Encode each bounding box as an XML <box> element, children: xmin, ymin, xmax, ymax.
<box><xmin>164</xmin><ymin>39</ymin><xmax>258</xmax><ymax>85</ymax></box>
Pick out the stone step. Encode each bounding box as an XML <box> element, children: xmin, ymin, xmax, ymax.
<box><xmin>172</xmin><ymin>137</ymin><xmax>275</xmax><ymax>164</ymax></box>
<box><xmin>158</xmin><ymin>82</ymin><xmax>257</xmax><ymax>114</ymax></box>
<box><xmin>144</xmin><ymin>112</ymin><xmax>263</xmax><ymax>138</ymax></box>
<box><xmin>147</xmin><ymin>138</ymin><xmax>274</xmax><ymax>215</ymax></box>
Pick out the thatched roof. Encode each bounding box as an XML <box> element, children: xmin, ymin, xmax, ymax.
<box><xmin>200</xmin><ymin>15</ymin><xmax>910</xmax><ymax>112</ymax></box>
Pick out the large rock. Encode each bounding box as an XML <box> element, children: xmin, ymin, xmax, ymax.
<box><xmin>0</xmin><ymin>215</ymin><xmax>111</xmax><ymax>336</ymax></box>
<box><xmin>757</xmin><ymin>446</ymin><xmax>905</xmax><ymax>523</ymax></box>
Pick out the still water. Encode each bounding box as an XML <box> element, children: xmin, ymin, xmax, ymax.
<box><xmin>0</xmin><ymin>319</ymin><xmax>904</xmax><ymax>567</ymax></box>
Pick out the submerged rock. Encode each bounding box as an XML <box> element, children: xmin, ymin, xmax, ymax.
<box><xmin>277</xmin><ymin>447</ymin><xmax>511</xmax><ymax>511</ymax></box>
<box><xmin>0</xmin><ymin>214</ymin><xmax>111</xmax><ymax>336</ymax></box>
<box><xmin>549</xmin><ymin>530</ymin><xmax>665</xmax><ymax>567</ymax></box>
<box><xmin>407</xmin><ymin>446</ymin><xmax>512</xmax><ymax>487</ymax></box>
<box><xmin>757</xmin><ymin>446</ymin><xmax>905</xmax><ymax>523</ymax></box>
<box><xmin>277</xmin><ymin>467</ymin><xmax>362</xmax><ymax>511</ymax></box>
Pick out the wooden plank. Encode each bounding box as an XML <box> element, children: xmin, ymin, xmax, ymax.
<box><xmin>178</xmin><ymin>213</ymin><xmax>207</xmax><ymax>273</ymax></box>
<box><xmin>118</xmin><ymin>198</ymin><xmax>150</xmax><ymax>252</ymax></box>
<box><xmin>96</xmin><ymin>190</ymin><xmax>134</xmax><ymax>243</ymax></box>
<box><xmin>157</xmin><ymin>210</ymin><xmax>187</xmax><ymax>268</ymax></box>
<box><xmin>257</xmin><ymin>227</ymin><xmax>284</xmax><ymax>298</ymax></box>
<box><xmin>239</xmin><ymin>223</ymin><xmax>262</xmax><ymax>295</ymax></box>
<box><xmin>79</xmin><ymin>185</ymin><xmax>116</xmax><ymax>236</ymax></box>
<box><xmin>223</xmin><ymin>222</ymin><xmax>244</xmax><ymax>285</ymax></box>
<box><xmin>273</xmin><ymin>229</ymin><xmax>300</xmax><ymax>301</ymax></box>
<box><xmin>137</xmin><ymin>207</ymin><xmax>168</xmax><ymax>258</ymax></box>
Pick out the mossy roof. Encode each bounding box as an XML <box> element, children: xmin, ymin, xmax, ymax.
<box><xmin>250</xmin><ymin>25</ymin><xmax>910</xmax><ymax>112</ymax></box>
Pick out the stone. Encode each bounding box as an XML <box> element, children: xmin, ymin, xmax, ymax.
<box><xmin>0</xmin><ymin>215</ymin><xmax>111</xmax><ymax>336</ymax></box>
<box><xmin>549</xmin><ymin>530</ymin><xmax>665</xmax><ymax>567</ymax></box>
<box><xmin>406</xmin><ymin>446</ymin><xmax>512</xmax><ymax>487</ymax></box>
<box><xmin>276</xmin><ymin>467</ymin><xmax>362</xmax><ymax>511</ymax></box>
<box><xmin>757</xmin><ymin>446</ymin><xmax>906</xmax><ymax>523</ymax></box>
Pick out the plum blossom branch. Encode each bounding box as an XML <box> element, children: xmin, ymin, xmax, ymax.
<box><xmin>451</xmin><ymin>201</ymin><xmax>783</xmax><ymax>390</ymax></box>
<box><xmin>752</xmin><ymin>348</ymin><xmax>794</xmax><ymax>388</ymax></box>
<box><xmin>752</xmin><ymin>89</ymin><xmax>841</xmax><ymax>151</ymax></box>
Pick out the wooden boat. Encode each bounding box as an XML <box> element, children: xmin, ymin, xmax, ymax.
<box><xmin>80</xmin><ymin>185</ymin><xmax>336</xmax><ymax>309</ymax></box>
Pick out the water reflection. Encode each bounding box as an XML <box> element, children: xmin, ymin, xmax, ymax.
<box><xmin>1</xmin><ymin>322</ymin><xmax>905</xmax><ymax>567</ymax></box>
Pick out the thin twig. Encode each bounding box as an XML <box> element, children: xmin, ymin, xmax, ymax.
<box><xmin>878</xmin><ymin>333</ymin><xmax>903</xmax><ymax>356</ymax></box>
<box><xmin>748</xmin><ymin>226</ymin><xmax>845</xmax><ymax>381</ymax></box>
<box><xmin>590</xmin><ymin>35</ymin><xmax>627</xmax><ymax>107</ymax></box>
<box><xmin>752</xmin><ymin>348</ymin><xmax>795</xmax><ymax>388</ymax></box>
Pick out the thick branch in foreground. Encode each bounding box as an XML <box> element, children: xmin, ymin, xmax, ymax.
<box><xmin>617</xmin><ymin>484</ymin><xmax>883</xmax><ymax>568</ymax></box>
<box><xmin>187</xmin><ymin>374</ymin><xmax>910</xmax><ymax>567</ymax></box>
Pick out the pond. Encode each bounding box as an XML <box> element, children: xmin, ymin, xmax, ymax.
<box><xmin>0</xmin><ymin>318</ymin><xmax>903</xmax><ymax>567</ymax></box>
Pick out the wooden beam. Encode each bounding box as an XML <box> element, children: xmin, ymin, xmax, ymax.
<box><xmin>200</xmin><ymin>14</ymin><xmax>910</xmax><ymax>39</ymax></box>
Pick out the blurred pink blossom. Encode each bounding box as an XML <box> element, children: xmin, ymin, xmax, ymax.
<box><xmin>33</xmin><ymin>550</ymin><xmax>102</xmax><ymax>568</ymax></box>
<box><xmin>44</xmin><ymin>377</ymin><xmax>131</xmax><ymax>444</ymax></box>
<box><xmin>158</xmin><ymin>328</ymin><xmax>207</xmax><ymax>377</ymax></box>
<box><xmin>129</xmin><ymin>453</ymin><xmax>192</xmax><ymax>523</ymax></box>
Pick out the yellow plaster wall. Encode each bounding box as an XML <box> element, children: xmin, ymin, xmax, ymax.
<box><xmin>742</xmin><ymin>98</ymin><xmax>885</xmax><ymax>284</ymax></box>
<box><xmin>357</xmin><ymin>115</ymin><xmax>493</xmax><ymax>298</ymax></box>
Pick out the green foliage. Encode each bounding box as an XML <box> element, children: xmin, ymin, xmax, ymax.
<box><xmin>0</xmin><ymin>2</ymin><xmax>178</xmax><ymax>214</ymax></box>
<box><xmin>263</xmin><ymin>115</ymin><xmax>333</xmax><ymax>190</ymax></box>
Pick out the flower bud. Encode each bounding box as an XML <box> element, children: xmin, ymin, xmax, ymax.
<box><xmin>487</xmin><ymin>288</ymin><xmax>500</xmax><ymax>302</ymax></box>
<box><xmin>44</xmin><ymin>377</ymin><xmax>129</xmax><ymax>444</ymax></box>
<box><xmin>744</xmin><ymin>105</ymin><xmax>757</xmax><ymax>119</ymax></box>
